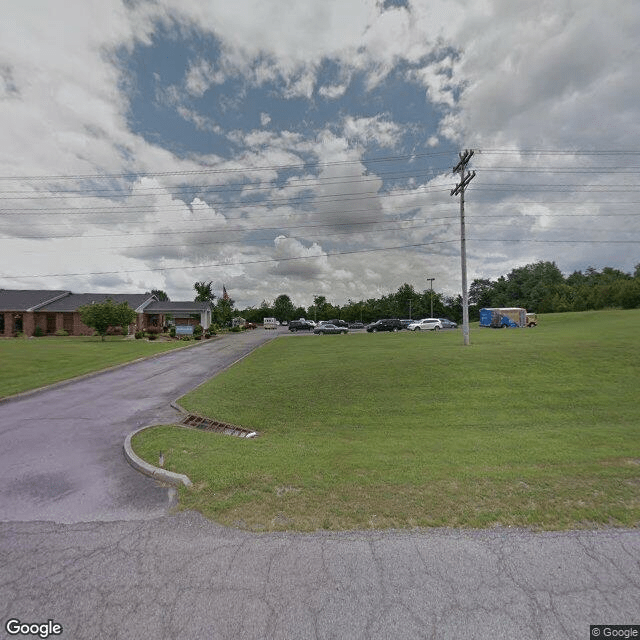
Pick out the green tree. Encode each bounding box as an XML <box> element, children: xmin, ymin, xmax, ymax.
<box><xmin>311</xmin><ymin>295</ymin><xmax>327</xmax><ymax>321</ymax></box>
<box><xmin>78</xmin><ymin>299</ymin><xmax>137</xmax><ymax>341</ymax></box>
<box><xmin>468</xmin><ymin>278</ymin><xmax>494</xmax><ymax>308</ymax></box>
<box><xmin>151</xmin><ymin>289</ymin><xmax>169</xmax><ymax>301</ymax></box>
<box><xmin>394</xmin><ymin>283</ymin><xmax>421</xmax><ymax>319</ymax></box>
<box><xmin>273</xmin><ymin>294</ymin><xmax>296</xmax><ymax>322</ymax></box>
<box><xmin>214</xmin><ymin>293</ymin><xmax>235</xmax><ymax>327</ymax></box>
<box><xmin>616</xmin><ymin>279</ymin><xmax>640</xmax><ymax>309</ymax></box>
<box><xmin>194</xmin><ymin>281</ymin><xmax>215</xmax><ymax>303</ymax></box>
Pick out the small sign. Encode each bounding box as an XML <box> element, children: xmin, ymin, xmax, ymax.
<box><xmin>175</xmin><ymin>325</ymin><xmax>194</xmax><ymax>335</ymax></box>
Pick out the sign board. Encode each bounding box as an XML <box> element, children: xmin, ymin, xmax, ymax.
<box><xmin>175</xmin><ymin>325</ymin><xmax>194</xmax><ymax>335</ymax></box>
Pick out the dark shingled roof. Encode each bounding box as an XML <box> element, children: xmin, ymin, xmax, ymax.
<box><xmin>39</xmin><ymin>293</ymin><xmax>155</xmax><ymax>312</ymax></box>
<box><xmin>0</xmin><ymin>289</ymin><xmax>70</xmax><ymax>311</ymax></box>
<box><xmin>144</xmin><ymin>301</ymin><xmax>211</xmax><ymax>313</ymax></box>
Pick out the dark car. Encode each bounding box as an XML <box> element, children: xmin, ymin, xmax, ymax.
<box><xmin>313</xmin><ymin>323</ymin><xmax>349</xmax><ymax>335</ymax></box>
<box><xmin>365</xmin><ymin>318</ymin><xmax>404</xmax><ymax>333</ymax></box>
<box><xmin>288</xmin><ymin>320</ymin><xmax>314</xmax><ymax>332</ymax></box>
<box><xmin>349</xmin><ymin>322</ymin><xmax>365</xmax><ymax>329</ymax></box>
<box><xmin>438</xmin><ymin>318</ymin><xmax>458</xmax><ymax>329</ymax></box>
<box><xmin>322</xmin><ymin>318</ymin><xmax>349</xmax><ymax>328</ymax></box>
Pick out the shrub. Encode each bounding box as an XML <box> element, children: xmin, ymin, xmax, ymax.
<box><xmin>134</xmin><ymin>331</ymin><xmax>145</xmax><ymax>340</ymax></box>
<box><xmin>33</xmin><ymin>326</ymin><xmax>44</xmax><ymax>337</ymax></box>
<box><xmin>55</xmin><ymin>330</ymin><xmax>69</xmax><ymax>337</ymax></box>
<box><xmin>146</xmin><ymin>326</ymin><xmax>162</xmax><ymax>335</ymax></box>
<box><xmin>193</xmin><ymin>324</ymin><xmax>204</xmax><ymax>337</ymax></box>
<box><xmin>180</xmin><ymin>335</ymin><xmax>191</xmax><ymax>341</ymax></box>
<box><xmin>169</xmin><ymin>326</ymin><xmax>176</xmax><ymax>338</ymax></box>
<box><xmin>106</xmin><ymin>326</ymin><xmax>124</xmax><ymax>336</ymax></box>
<box><xmin>148</xmin><ymin>333</ymin><xmax>157</xmax><ymax>340</ymax></box>
<box><xmin>77</xmin><ymin>299</ymin><xmax>136</xmax><ymax>342</ymax></box>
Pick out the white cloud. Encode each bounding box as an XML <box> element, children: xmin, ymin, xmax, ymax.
<box><xmin>318</xmin><ymin>83</ymin><xmax>348</xmax><ymax>99</ymax></box>
<box><xmin>408</xmin><ymin>56</ymin><xmax>457</xmax><ymax>108</ymax></box>
<box><xmin>447</xmin><ymin>1</ymin><xmax>640</xmax><ymax>149</ymax></box>
<box><xmin>342</xmin><ymin>115</ymin><xmax>401</xmax><ymax>149</ymax></box>
<box><xmin>184</xmin><ymin>58</ymin><xmax>226</xmax><ymax>97</ymax></box>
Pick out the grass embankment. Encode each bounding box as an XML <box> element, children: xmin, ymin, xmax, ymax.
<box><xmin>133</xmin><ymin>310</ymin><xmax>640</xmax><ymax>531</ymax></box>
<box><xmin>0</xmin><ymin>336</ymin><xmax>189</xmax><ymax>398</ymax></box>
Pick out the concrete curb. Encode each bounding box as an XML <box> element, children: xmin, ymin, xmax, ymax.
<box><xmin>123</xmin><ymin>426</ymin><xmax>193</xmax><ymax>488</ymax></box>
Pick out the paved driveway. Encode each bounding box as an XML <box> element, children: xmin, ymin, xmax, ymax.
<box><xmin>1</xmin><ymin>329</ymin><xmax>638</xmax><ymax>639</ymax></box>
<box><xmin>0</xmin><ymin>329</ymin><xmax>278</xmax><ymax>523</ymax></box>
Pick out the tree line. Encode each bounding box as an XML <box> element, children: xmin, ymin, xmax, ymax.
<box><xmin>236</xmin><ymin>261</ymin><xmax>640</xmax><ymax>325</ymax></box>
<box><xmin>469</xmin><ymin>261</ymin><xmax>640</xmax><ymax>314</ymax></box>
<box><xmin>146</xmin><ymin>262</ymin><xmax>640</xmax><ymax>328</ymax></box>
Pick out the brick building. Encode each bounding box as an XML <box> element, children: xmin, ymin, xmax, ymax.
<box><xmin>0</xmin><ymin>290</ymin><xmax>212</xmax><ymax>337</ymax></box>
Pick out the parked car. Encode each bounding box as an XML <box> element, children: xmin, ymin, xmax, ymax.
<box><xmin>349</xmin><ymin>322</ymin><xmax>365</xmax><ymax>329</ymax></box>
<box><xmin>400</xmin><ymin>319</ymin><xmax>414</xmax><ymax>328</ymax></box>
<box><xmin>319</xmin><ymin>318</ymin><xmax>349</xmax><ymax>328</ymax></box>
<box><xmin>313</xmin><ymin>323</ymin><xmax>349</xmax><ymax>335</ymax></box>
<box><xmin>288</xmin><ymin>320</ymin><xmax>314</xmax><ymax>332</ymax></box>
<box><xmin>407</xmin><ymin>318</ymin><xmax>443</xmax><ymax>331</ymax></box>
<box><xmin>438</xmin><ymin>318</ymin><xmax>457</xmax><ymax>329</ymax></box>
<box><xmin>365</xmin><ymin>318</ymin><xmax>404</xmax><ymax>333</ymax></box>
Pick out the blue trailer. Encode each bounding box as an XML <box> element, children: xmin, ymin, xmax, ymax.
<box><xmin>479</xmin><ymin>307</ymin><xmax>531</xmax><ymax>328</ymax></box>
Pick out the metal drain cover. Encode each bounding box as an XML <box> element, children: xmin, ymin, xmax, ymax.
<box><xmin>181</xmin><ymin>413</ymin><xmax>258</xmax><ymax>438</ymax></box>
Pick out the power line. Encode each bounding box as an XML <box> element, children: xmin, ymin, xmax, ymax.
<box><xmin>0</xmin><ymin>240</ymin><xmax>458</xmax><ymax>279</ymax></box>
<box><xmin>469</xmin><ymin>238</ymin><xmax>640</xmax><ymax>244</ymax></box>
<box><xmin>0</xmin><ymin>218</ymin><xmax>456</xmax><ymax>241</ymax></box>
<box><xmin>0</xmin><ymin>166</ymin><xmax>450</xmax><ymax>197</ymax></box>
<box><xmin>0</xmin><ymin>150</ymin><xmax>459</xmax><ymax>182</ymax></box>
<box><xmin>2</xmin><ymin>148</ymin><xmax>639</xmax><ymax>182</ymax></box>
<box><xmin>9</xmin><ymin>222</ymin><xmax>458</xmax><ymax>255</ymax></box>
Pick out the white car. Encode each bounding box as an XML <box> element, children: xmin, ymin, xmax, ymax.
<box><xmin>407</xmin><ymin>318</ymin><xmax>443</xmax><ymax>331</ymax></box>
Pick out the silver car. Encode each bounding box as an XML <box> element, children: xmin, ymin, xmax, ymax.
<box><xmin>313</xmin><ymin>323</ymin><xmax>349</xmax><ymax>335</ymax></box>
<box><xmin>407</xmin><ymin>318</ymin><xmax>443</xmax><ymax>331</ymax></box>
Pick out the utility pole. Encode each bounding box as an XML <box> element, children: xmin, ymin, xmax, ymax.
<box><xmin>426</xmin><ymin>277</ymin><xmax>435</xmax><ymax>318</ymax></box>
<box><xmin>451</xmin><ymin>149</ymin><xmax>476</xmax><ymax>346</ymax></box>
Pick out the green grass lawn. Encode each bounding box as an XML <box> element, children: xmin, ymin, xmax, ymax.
<box><xmin>132</xmin><ymin>309</ymin><xmax>640</xmax><ymax>532</ymax></box>
<box><xmin>0</xmin><ymin>336</ymin><xmax>191</xmax><ymax>398</ymax></box>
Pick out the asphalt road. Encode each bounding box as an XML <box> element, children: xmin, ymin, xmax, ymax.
<box><xmin>1</xmin><ymin>329</ymin><xmax>638</xmax><ymax>639</ymax></box>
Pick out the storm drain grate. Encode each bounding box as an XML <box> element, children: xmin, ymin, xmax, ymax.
<box><xmin>181</xmin><ymin>413</ymin><xmax>258</xmax><ymax>438</ymax></box>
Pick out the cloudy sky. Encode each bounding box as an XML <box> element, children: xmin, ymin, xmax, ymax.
<box><xmin>1</xmin><ymin>0</ymin><xmax>639</xmax><ymax>308</ymax></box>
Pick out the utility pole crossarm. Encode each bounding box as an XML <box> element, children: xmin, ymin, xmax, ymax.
<box><xmin>450</xmin><ymin>171</ymin><xmax>476</xmax><ymax>196</ymax></box>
